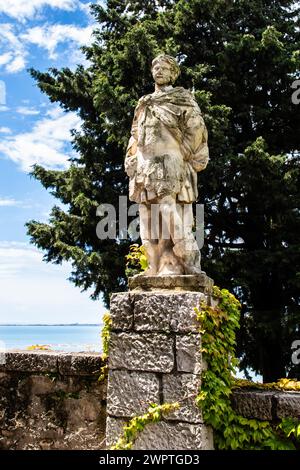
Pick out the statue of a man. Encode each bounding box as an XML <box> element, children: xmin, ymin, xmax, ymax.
<box><xmin>125</xmin><ymin>54</ymin><xmax>209</xmax><ymax>276</ymax></box>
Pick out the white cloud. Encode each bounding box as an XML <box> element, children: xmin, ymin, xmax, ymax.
<box><xmin>0</xmin><ymin>197</ymin><xmax>36</xmax><ymax>208</ymax></box>
<box><xmin>0</xmin><ymin>241</ymin><xmax>104</xmax><ymax>325</ymax></box>
<box><xmin>0</xmin><ymin>106</ymin><xmax>81</xmax><ymax>171</ymax></box>
<box><xmin>46</xmin><ymin>106</ymin><xmax>64</xmax><ymax>119</ymax></box>
<box><xmin>0</xmin><ymin>126</ymin><xmax>11</xmax><ymax>134</ymax></box>
<box><xmin>0</xmin><ymin>197</ymin><xmax>20</xmax><ymax>207</ymax></box>
<box><xmin>6</xmin><ymin>55</ymin><xmax>26</xmax><ymax>73</ymax></box>
<box><xmin>0</xmin><ymin>52</ymin><xmax>12</xmax><ymax>66</ymax></box>
<box><xmin>78</xmin><ymin>1</ymin><xmax>94</xmax><ymax>18</ymax></box>
<box><xmin>0</xmin><ymin>20</ymin><xmax>94</xmax><ymax>73</ymax></box>
<box><xmin>22</xmin><ymin>23</ymin><xmax>94</xmax><ymax>60</ymax></box>
<box><xmin>0</xmin><ymin>0</ymin><xmax>79</xmax><ymax>21</ymax></box>
<box><xmin>16</xmin><ymin>106</ymin><xmax>40</xmax><ymax>116</ymax></box>
<box><xmin>0</xmin><ymin>105</ymin><xmax>9</xmax><ymax>111</ymax></box>
<box><xmin>0</xmin><ymin>242</ymin><xmax>41</xmax><ymax>277</ymax></box>
<box><xmin>0</xmin><ymin>23</ymin><xmax>27</xmax><ymax>73</ymax></box>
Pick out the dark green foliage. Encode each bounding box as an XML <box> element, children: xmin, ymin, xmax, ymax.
<box><xmin>27</xmin><ymin>0</ymin><xmax>300</xmax><ymax>380</ymax></box>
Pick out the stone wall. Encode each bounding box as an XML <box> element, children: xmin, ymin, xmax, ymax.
<box><xmin>232</xmin><ymin>389</ymin><xmax>300</xmax><ymax>421</ymax></box>
<box><xmin>0</xmin><ymin>350</ymin><xmax>106</xmax><ymax>450</ymax></box>
<box><xmin>0</xmin><ymin>350</ymin><xmax>299</xmax><ymax>450</ymax></box>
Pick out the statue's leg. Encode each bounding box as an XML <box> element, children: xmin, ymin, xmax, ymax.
<box><xmin>159</xmin><ymin>196</ymin><xmax>201</xmax><ymax>274</ymax></box>
<box><xmin>156</xmin><ymin>199</ymin><xmax>183</xmax><ymax>275</ymax></box>
<box><xmin>173</xmin><ymin>203</ymin><xmax>202</xmax><ymax>274</ymax></box>
<box><xmin>139</xmin><ymin>203</ymin><xmax>159</xmax><ymax>275</ymax></box>
<box><xmin>157</xmin><ymin>238</ymin><xmax>183</xmax><ymax>275</ymax></box>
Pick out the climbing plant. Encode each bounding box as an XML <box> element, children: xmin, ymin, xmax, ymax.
<box><xmin>98</xmin><ymin>312</ymin><xmax>111</xmax><ymax>382</ymax></box>
<box><xmin>111</xmin><ymin>403</ymin><xmax>180</xmax><ymax>450</ymax></box>
<box><xmin>196</xmin><ymin>287</ymin><xmax>300</xmax><ymax>450</ymax></box>
<box><xmin>101</xmin><ymin>312</ymin><xmax>112</xmax><ymax>361</ymax></box>
<box><xmin>125</xmin><ymin>244</ymin><xmax>148</xmax><ymax>278</ymax></box>
<box><xmin>234</xmin><ymin>378</ymin><xmax>300</xmax><ymax>392</ymax></box>
<box><xmin>100</xmin><ymin>296</ymin><xmax>180</xmax><ymax>448</ymax></box>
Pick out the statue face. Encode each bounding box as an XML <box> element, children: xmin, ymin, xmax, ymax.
<box><xmin>152</xmin><ymin>61</ymin><xmax>173</xmax><ymax>86</ymax></box>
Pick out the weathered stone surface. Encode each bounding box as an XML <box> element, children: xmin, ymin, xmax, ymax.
<box><xmin>105</xmin><ymin>416</ymin><xmax>127</xmax><ymax>448</ymax></box>
<box><xmin>275</xmin><ymin>392</ymin><xmax>300</xmax><ymax>419</ymax></box>
<box><xmin>231</xmin><ymin>390</ymin><xmax>274</xmax><ymax>421</ymax></box>
<box><xmin>135</xmin><ymin>421</ymin><xmax>213</xmax><ymax>450</ymax></box>
<box><xmin>29</xmin><ymin>375</ymin><xmax>68</xmax><ymax>395</ymax></box>
<box><xmin>0</xmin><ymin>351</ymin><xmax>103</xmax><ymax>377</ymax></box>
<box><xmin>110</xmin><ymin>292</ymin><xmax>133</xmax><ymax>330</ymax></box>
<box><xmin>129</xmin><ymin>273</ymin><xmax>213</xmax><ymax>293</ymax></box>
<box><xmin>0</xmin><ymin>351</ymin><xmax>107</xmax><ymax>450</ymax></box>
<box><xmin>109</xmin><ymin>332</ymin><xmax>174</xmax><ymax>372</ymax></box>
<box><xmin>106</xmin><ymin>416</ymin><xmax>213</xmax><ymax>450</ymax></box>
<box><xmin>134</xmin><ymin>292</ymin><xmax>204</xmax><ymax>333</ymax></box>
<box><xmin>176</xmin><ymin>334</ymin><xmax>202</xmax><ymax>373</ymax></box>
<box><xmin>162</xmin><ymin>374</ymin><xmax>202</xmax><ymax>423</ymax></box>
<box><xmin>107</xmin><ymin>370</ymin><xmax>160</xmax><ymax>417</ymax></box>
<box><xmin>0</xmin><ymin>372</ymin><xmax>10</xmax><ymax>385</ymax></box>
<box><xmin>64</xmin><ymin>391</ymin><xmax>101</xmax><ymax>428</ymax></box>
<box><xmin>2</xmin><ymin>349</ymin><xmax>300</xmax><ymax>451</ymax></box>
<box><xmin>57</xmin><ymin>352</ymin><xmax>102</xmax><ymax>376</ymax></box>
<box><xmin>1</xmin><ymin>350</ymin><xmax>58</xmax><ymax>373</ymax></box>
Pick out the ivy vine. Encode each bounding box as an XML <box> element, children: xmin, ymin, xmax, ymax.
<box><xmin>125</xmin><ymin>244</ymin><xmax>148</xmax><ymax>278</ymax></box>
<box><xmin>196</xmin><ymin>286</ymin><xmax>300</xmax><ymax>450</ymax></box>
<box><xmin>99</xmin><ymin>311</ymin><xmax>111</xmax><ymax>382</ymax></box>
<box><xmin>234</xmin><ymin>377</ymin><xmax>300</xmax><ymax>392</ymax></box>
<box><xmin>111</xmin><ymin>403</ymin><xmax>180</xmax><ymax>450</ymax></box>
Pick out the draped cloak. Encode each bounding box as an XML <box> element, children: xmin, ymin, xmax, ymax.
<box><xmin>125</xmin><ymin>86</ymin><xmax>209</xmax><ymax>204</ymax></box>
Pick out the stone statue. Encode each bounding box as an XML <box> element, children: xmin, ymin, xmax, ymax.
<box><xmin>125</xmin><ymin>54</ymin><xmax>209</xmax><ymax>276</ymax></box>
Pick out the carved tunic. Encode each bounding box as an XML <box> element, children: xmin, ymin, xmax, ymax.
<box><xmin>125</xmin><ymin>86</ymin><xmax>209</xmax><ymax>203</ymax></box>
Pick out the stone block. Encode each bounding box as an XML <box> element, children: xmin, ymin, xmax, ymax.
<box><xmin>134</xmin><ymin>292</ymin><xmax>205</xmax><ymax>333</ymax></box>
<box><xmin>109</xmin><ymin>332</ymin><xmax>174</xmax><ymax>372</ymax></box>
<box><xmin>110</xmin><ymin>292</ymin><xmax>133</xmax><ymax>330</ymax></box>
<box><xmin>106</xmin><ymin>416</ymin><xmax>213</xmax><ymax>450</ymax></box>
<box><xmin>57</xmin><ymin>352</ymin><xmax>102</xmax><ymax>376</ymax></box>
<box><xmin>107</xmin><ymin>370</ymin><xmax>160</xmax><ymax>418</ymax></box>
<box><xmin>105</xmin><ymin>416</ymin><xmax>127</xmax><ymax>448</ymax></box>
<box><xmin>134</xmin><ymin>421</ymin><xmax>213</xmax><ymax>450</ymax></box>
<box><xmin>275</xmin><ymin>392</ymin><xmax>300</xmax><ymax>419</ymax></box>
<box><xmin>176</xmin><ymin>334</ymin><xmax>202</xmax><ymax>373</ymax></box>
<box><xmin>231</xmin><ymin>390</ymin><xmax>274</xmax><ymax>421</ymax></box>
<box><xmin>128</xmin><ymin>273</ymin><xmax>213</xmax><ymax>293</ymax></box>
<box><xmin>3</xmin><ymin>351</ymin><xmax>58</xmax><ymax>373</ymax></box>
<box><xmin>162</xmin><ymin>373</ymin><xmax>202</xmax><ymax>423</ymax></box>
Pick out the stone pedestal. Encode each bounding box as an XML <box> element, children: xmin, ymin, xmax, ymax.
<box><xmin>106</xmin><ymin>274</ymin><xmax>214</xmax><ymax>450</ymax></box>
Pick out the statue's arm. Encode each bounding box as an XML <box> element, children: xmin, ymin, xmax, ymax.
<box><xmin>183</xmin><ymin>105</ymin><xmax>209</xmax><ymax>172</ymax></box>
<box><xmin>125</xmin><ymin>106</ymin><xmax>140</xmax><ymax>177</ymax></box>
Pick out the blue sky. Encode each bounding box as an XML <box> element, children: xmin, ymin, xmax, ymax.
<box><xmin>0</xmin><ymin>0</ymin><xmax>106</xmax><ymax>323</ymax></box>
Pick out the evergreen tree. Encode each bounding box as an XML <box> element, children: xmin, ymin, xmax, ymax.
<box><xmin>27</xmin><ymin>0</ymin><xmax>300</xmax><ymax>381</ymax></box>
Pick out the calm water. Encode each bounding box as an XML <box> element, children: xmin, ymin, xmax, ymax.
<box><xmin>0</xmin><ymin>325</ymin><xmax>102</xmax><ymax>352</ymax></box>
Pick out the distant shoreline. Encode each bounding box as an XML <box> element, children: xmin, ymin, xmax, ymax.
<box><xmin>0</xmin><ymin>324</ymin><xmax>101</xmax><ymax>327</ymax></box>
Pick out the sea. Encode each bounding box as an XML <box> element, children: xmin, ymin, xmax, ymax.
<box><xmin>0</xmin><ymin>324</ymin><xmax>102</xmax><ymax>353</ymax></box>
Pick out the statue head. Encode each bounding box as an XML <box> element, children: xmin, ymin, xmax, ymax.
<box><xmin>151</xmin><ymin>54</ymin><xmax>180</xmax><ymax>86</ymax></box>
